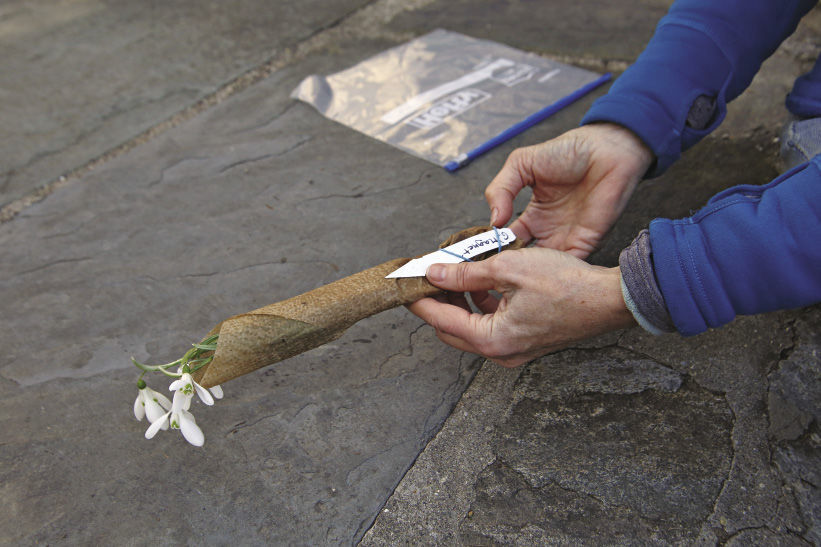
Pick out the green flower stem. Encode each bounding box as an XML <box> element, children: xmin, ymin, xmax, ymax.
<box><xmin>157</xmin><ymin>366</ymin><xmax>183</xmax><ymax>378</ymax></box>
<box><xmin>192</xmin><ymin>343</ymin><xmax>218</xmax><ymax>351</ymax></box>
<box><xmin>131</xmin><ymin>356</ymin><xmax>182</xmax><ymax>372</ymax></box>
<box><xmin>188</xmin><ymin>357</ymin><xmax>213</xmax><ymax>373</ymax></box>
<box><xmin>131</xmin><ymin>334</ymin><xmax>219</xmax><ymax>378</ymax></box>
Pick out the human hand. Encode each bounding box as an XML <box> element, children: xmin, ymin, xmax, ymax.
<box><xmin>486</xmin><ymin>123</ymin><xmax>654</xmax><ymax>258</ymax></box>
<box><xmin>407</xmin><ymin>248</ymin><xmax>636</xmax><ymax>368</ymax></box>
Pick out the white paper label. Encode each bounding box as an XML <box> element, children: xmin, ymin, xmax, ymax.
<box><xmin>385</xmin><ymin>228</ymin><xmax>517</xmax><ymax>278</ymax></box>
<box><xmin>443</xmin><ymin>227</ymin><xmax>516</xmax><ymax>260</ymax></box>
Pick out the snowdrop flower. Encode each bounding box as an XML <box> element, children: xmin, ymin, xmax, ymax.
<box><xmin>133</xmin><ymin>380</ymin><xmax>172</xmax><ymax>424</ymax></box>
<box><xmin>131</xmin><ymin>335</ymin><xmax>224</xmax><ymax>446</ymax></box>
<box><xmin>170</xmin><ymin>366</ymin><xmax>214</xmax><ymax>406</ymax></box>
<box><xmin>145</xmin><ymin>388</ymin><xmax>205</xmax><ymax>446</ymax></box>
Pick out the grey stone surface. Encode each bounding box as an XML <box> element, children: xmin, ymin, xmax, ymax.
<box><xmin>387</xmin><ymin>0</ymin><xmax>673</xmax><ymax>67</ymax></box>
<box><xmin>618</xmin><ymin>313</ymin><xmax>807</xmax><ymax>540</ymax></box>
<box><xmin>768</xmin><ymin>308</ymin><xmax>821</xmax><ymax>441</ymax></box>
<box><xmin>0</xmin><ymin>0</ymin><xmax>373</xmax><ymax>206</ymax></box>
<box><xmin>364</xmin><ymin>310</ymin><xmax>821</xmax><ymax>545</ymax></box>
<box><xmin>0</xmin><ymin>1</ymin><xmax>485</xmax><ymax>543</ymax></box>
<box><xmin>496</xmin><ymin>351</ymin><xmax>729</xmax><ymax>525</ymax></box>
<box><xmin>0</xmin><ymin>40</ymin><xmax>491</xmax><ymax>544</ymax></box>
<box><xmin>2</xmin><ymin>0</ymin><xmax>820</xmax><ymax>545</ymax></box>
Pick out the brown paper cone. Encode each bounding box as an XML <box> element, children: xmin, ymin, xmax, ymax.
<box><xmin>194</xmin><ymin>226</ymin><xmax>523</xmax><ymax>387</ymax></box>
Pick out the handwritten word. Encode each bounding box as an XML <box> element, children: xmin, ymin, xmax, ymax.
<box><xmin>460</xmin><ymin>231</ymin><xmax>510</xmax><ymax>256</ymax></box>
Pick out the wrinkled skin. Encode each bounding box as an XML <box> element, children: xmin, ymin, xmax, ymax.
<box><xmin>410</xmin><ymin>123</ymin><xmax>654</xmax><ymax>366</ymax></box>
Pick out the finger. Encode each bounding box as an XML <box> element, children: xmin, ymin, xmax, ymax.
<box><xmin>410</xmin><ymin>297</ymin><xmax>532</xmax><ymax>366</ymax></box>
<box><xmin>565</xmin><ymin>247</ymin><xmax>591</xmax><ymax>260</ymax></box>
<box><xmin>507</xmin><ymin>215</ymin><xmax>535</xmax><ymax>245</ymax></box>
<box><xmin>433</xmin><ymin>328</ymin><xmax>481</xmax><ymax>355</ymax></box>
<box><xmin>469</xmin><ymin>290</ymin><xmax>499</xmax><ymax>314</ymax></box>
<box><xmin>446</xmin><ymin>290</ymin><xmax>472</xmax><ymax>311</ymax></box>
<box><xmin>425</xmin><ymin>260</ymin><xmax>498</xmax><ymax>294</ymax></box>
<box><xmin>408</xmin><ymin>294</ymin><xmax>494</xmax><ymax>347</ymax></box>
<box><xmin>407</xmin><ymin>297</ymin><xmax>484</xmax><ymax>354</ymax></box>
<box><xmin>493</xmin><ymin>354</ymin><xmax>532</xmax><ymax>368</ymax></box>
<box><xmin>485</xmin><ymin>149</ymin><xmax>532</xmax><ymax>227</ymax></box>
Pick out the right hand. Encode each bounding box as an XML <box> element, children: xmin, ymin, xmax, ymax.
<box><xmin>486</xmin><ymin>123</ymin><xmax>654</xmax><ymax>258</ymax></box>
<box><xmin>409</xmin><ymin>247</ymin><xmax>635</xmax><ymax>368</ymax></box>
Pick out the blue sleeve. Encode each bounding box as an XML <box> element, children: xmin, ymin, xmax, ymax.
<box><xmin>581</xmin><ymin>0</ymin><xmax>817</xmax><ymax>176</ymax></box>
<box><xmin>648</xmin><ymin>156</ymin><xmax>821</xmax><ymax>336</ymax></box>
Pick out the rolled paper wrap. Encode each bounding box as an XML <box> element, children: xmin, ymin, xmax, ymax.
<box><xmin>194</xmin><ymin>226</ymin><xmax>524</xmax><ymax>387</ymax></box>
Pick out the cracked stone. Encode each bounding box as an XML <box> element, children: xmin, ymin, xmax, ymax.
<box><xmin>618</xmin><ymin>309</ymin><xmax>818</xmax><ymax>536</ymax></box>
<box><xmin>774</xmin><ymin>434</ymin><xmax>821</xmax><ymax>545</ymax></box>
<box><xmin>768</xmin><ymin>308</ymin><xmax>821</xmax><ymax>441</ymax></box>
<box><xmin>725</xmin><ymin>527</ymin><xmax>808</xmax><ymax>546</ymax></box>
<box><xmin>495</xmin><ymin>350</ymin><xmax>732</xmax><ymax>528</ymax></box>
<box><xmin>461</xmin><ymin>460</ymin><xmax>699</xmax><ymax>545</ymax></box>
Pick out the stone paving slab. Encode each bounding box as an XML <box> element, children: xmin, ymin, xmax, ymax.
<box><xmin>386</xmin><ymin>0</ymin><xmax>671</xmax><ymax>64</ymax></box>
<box><xmin>0</xmin><ymin>33</ymin><xmax>492</xmax><ymax>541</ymax></box>
<box><xmin>0</xmin><ymin>0</ymin><xmax>373</xmax><ymax>207</ymax></box>
<box><xmin>363</xmin><ymin>308</ymin><xmax>820</xmax><ymax>545</ymax></box>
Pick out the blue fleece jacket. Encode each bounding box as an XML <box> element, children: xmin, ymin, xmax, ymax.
<box><xmin>581</xmin><ymin>0</ymin><xmax>821</xmax><ymax>335</ymax></box>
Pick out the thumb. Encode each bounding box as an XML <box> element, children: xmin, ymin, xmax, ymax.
<box><xmin>426</xmin><ymin>260</ymin><xmax>497</xmax><ymax>293</ymax></box>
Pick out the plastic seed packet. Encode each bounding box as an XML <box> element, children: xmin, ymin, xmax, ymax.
<box><xmin>291</xmin><ymin>29</ymin><xmax>610</xmax><ymax>170</ymax></box>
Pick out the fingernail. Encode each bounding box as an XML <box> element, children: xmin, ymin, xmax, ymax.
<box><xmin>490</xmin><ymin>208</ymin><xmax>499</xmax><ymax>226</ymax></box>
<box><xmin>426</xmin><ymin>264</ymin><xmax>446</xmax><ymax>283</ymax></box>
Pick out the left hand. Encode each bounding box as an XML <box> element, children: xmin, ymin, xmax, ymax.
<box><xmin>408</xmin><ymin>248</ymin><xmax>636</xmax><ymax>367</ymax></box>
<box><xmin>484</xmin><ymin>124</ymin><xmax>653</xmax><ymax>258</ymax></box>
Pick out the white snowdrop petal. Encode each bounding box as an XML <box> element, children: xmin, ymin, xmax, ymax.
<box><xmin>149</xmin><ymin>389</ymin><xmax>173</xmax><ymax>410</ymax></box>
<box><xmin>134</xmin><ymin>393</ymin><xmax>145</xmax><ymax>421</ymax></box>
<box><xmin>144</xmin><ymin>398</ymin><xmax>167</xmax><ymax>423</ymax></box>
<box><xmin>179</xmin><ymin>410</ymin><xmax>204</xmax><ymax>446</ymax></box>
<box><xmin>171</xmin><ymin>390</ymin><xmax>189</xmax><ymax>413</ymax></box>
<box><xmin>145</xmin><ymin>413</ymin><xmax>169</xmax><ymax>439</ymax></box>
<box><xmin>168</xmin><ymin>379</ymin><xmax>185</xmax><ymax>392</ymax></box>
<box><xmin>209</xmin><ymin>385</ymin><xmax>224</xmax><ymax>399</ymax></box>
<box><xmin>194</xmin><ymin>382</ymin><xmax>214</xmax><ymax>405</ymax></box>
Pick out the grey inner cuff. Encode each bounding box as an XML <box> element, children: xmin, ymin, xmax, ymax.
<box><xmin>619</xmin><ymin>230</ymin><xmax>676</xmax><ymax>333</ymax></box>
<box><xmin>686</xmin><ymin>94</ymin><xmax>717</xmax><ymax>130</ymax></box>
